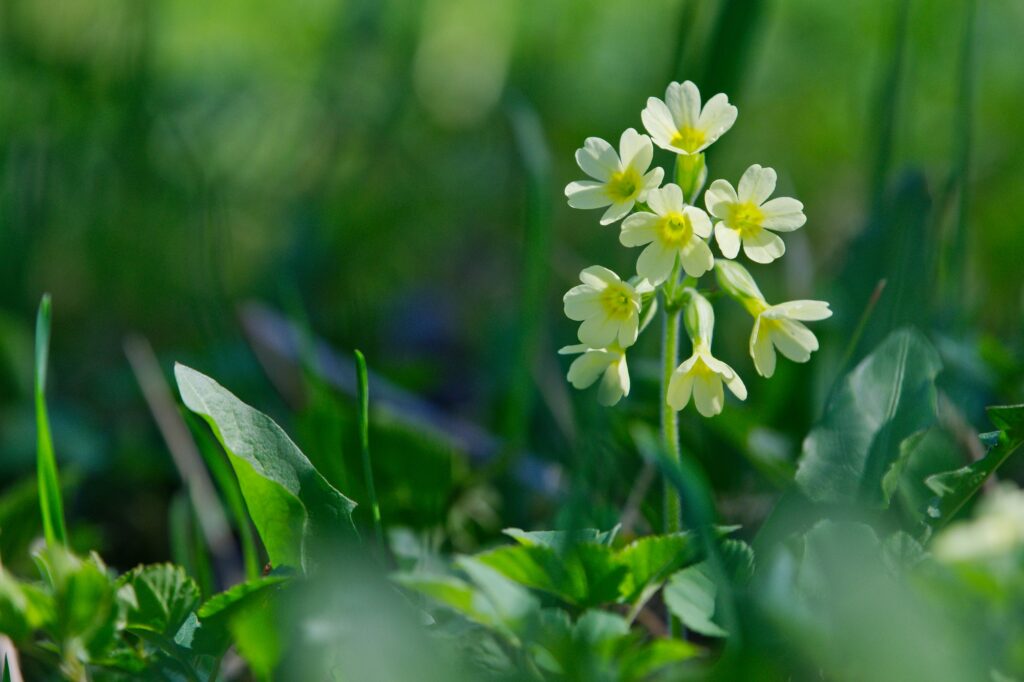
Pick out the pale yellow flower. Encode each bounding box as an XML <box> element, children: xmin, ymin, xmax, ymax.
<box><xmin>563</xmin><ymin>266</ymin><xmax>653</xmax><ymax>348</ymax></box>
<box><xmin>558</xmin><ymin>344</ymin><xmax>630</xmax><ymax>406</ymax></box>
<box><xmin>705</xmin><ymin>164</ymin><xmax>805</xmax><ymax>264</ymax></box>
<box><xmin>641</xmin><ymin>80</ymin><xmax>737</xmax><ymax>155</ymax></box>
<box><xmin>565</xmin><ymin>128</ymin><xmax>664</xmax><ymax>225</ymax></box>
<box><xmin>619</xmin><ymin>183</ymin><xmax>714</xmax><ymax>284</ymax></box>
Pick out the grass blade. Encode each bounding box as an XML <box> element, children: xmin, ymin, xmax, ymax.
<box><xmin>355</xmin><ymin>350</ymin><xmax>383</xmax><ymax>546</ymax></box>
<box><xmin>34</xmin><ymin>294</ymin><xmax>67</xmax><ymax>546</ymax></box>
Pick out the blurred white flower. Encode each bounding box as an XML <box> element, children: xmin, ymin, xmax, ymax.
<box><xmin>563</xmin><ymin>266</ymin><xmax>653</xmax><ymax>348</ymax></box>
<box><xmin>641</xmin><ymin>80</ymin><xmax>737</xmax><ymax>156</ymax></box>
<box><xmin>565</xmin><ymin>128</ymin><xmax>664</xmax><ymax>225</ymax></box>
<box><xmin>558</xmin><ymin>344</ymin><xmax>630</xmax><ymax>406</ymax></box>
<box><xmin>705</xmin><ymin>164</ymin><xmax>806</xmax><ymax>264</ymax></box>
<box><xmin>934</xmin><ymin>484</ymin><xmax>1024</xmax><ymax>562</ymax></box>
<box><xmin>667</xmin><ymin>291</ymin><xmax>746</xmax><ymax>417</ymax></box>
<box><xmin>620</xmin><ymin>183</ymin><xmax>714</xmax><ymax>283</ymax></box>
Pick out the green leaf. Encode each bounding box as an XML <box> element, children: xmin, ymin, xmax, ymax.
<box><xmin>0</xmin><ymin>568</ymin><xmax>53</xmax><ymax>641</ymax></box>
<box><xmin>34</xmin><ymin>294</ymin><xmax>67</xmax><ymax>546</ymax></box>
<box><xmin>392</xmin><ymin>573</ymin><xmax>478</xmax><ymax>619</ymax></box>
<box><xmin>503</xmin><ymin>527</ymin><xmax>617</xmax><ymax>549</ymax></box>
<box><xmin>176</xmin><ymin>574</ymin><xmax>289</xmax><ymax>657</ymax></box>
<box><xmin>923</xmin><ymin>404</ymin><xmax>1024</xmax><ymax>530</ymax></box>
<box><xmin>616</xmin><ymin>533</ymin><xmax>700</xmax><ymax>603</ymax></box>
<box><xmin>473</xmin><ymin>542</ymin><xmax>625</xmax><ymax>608</ymax></box>
<box><xmin>175</xmin><ymin>364</ymin><xmax>357</xmax><ymax>570</ymax></box>
<box><xmin>117</xmin><ymin>564</ymin><xmax>200</xmax><ymax>637</ymax></box>
<box><xmin>621</xmin><ymin>638</ymin><xmax>701</xmax><ymax>680</ymax></box>
<box><xmin>664</xmin><ymin>565</ymin><xmax>726</xmax><ymax>637</ymax></box>
<box><xmin>795</xmin><ymin>329</ymin><xmax>942</xmax><ymax>506</ymax></box>
<box><xmin>229</xmin><ymin>595</ymin><xmax>282</xmax><ymax>678</ymax></box>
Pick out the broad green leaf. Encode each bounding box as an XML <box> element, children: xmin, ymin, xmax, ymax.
<box><xmin>795</xmin><ymin>329</ymin><xmax>942</xmax><ymax>506</ymax></box>
<box><xmin>473</xmin><ymin>542</ymin><xmax>624</xmax><ymax>607</ymax></box>
<box><xmin>197</xmin><ymin>574</ymin><xmax>290</xmax><ymax>621</ymax></box>
<box><xmin>616</xmin><ymin>533</ymin><xmax>700</xmax><ymax>603</ymax></box>
<box><xmin>34</xmin><ymin>294</ymin><xmax>67</xmax><ymax>546</ymax></box>
<box><xmin>664</xmin><ymin>565</ymin><xmax>726</xmax><ymax>637</ymax></box>
<box><xmin>924</xmin><ymin>404</ymin><xmax>1024</xmax><ymax>530</ymax></box>
<box><xmin>456</xmin><ymin>557</ymin><xmax>540</xmax><ymax>638</ymax></box>
<box><xmin>229</xmin><ymin>595</ymin><xmax>282</xmax><ymax>678</ymax></box>
<box><xmin>175</xmin><ymin>364</ymin><xmax>357</xmax><ymax>570</ymax></box>
<box><xmin>117</xmin><ymin>564</ymin><xmax>200</xmax><ymax>637</ymax></box>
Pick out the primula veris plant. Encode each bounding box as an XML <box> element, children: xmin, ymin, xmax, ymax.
<box><xmin>562</xmin><ymin>80</ymin><xmax>832</xmax><ymax>531</ymax></box>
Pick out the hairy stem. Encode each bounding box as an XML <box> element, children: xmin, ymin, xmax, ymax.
<box><xmin>661</xmin><ymin>302</ymin><xmax>682</xmax><ymax>535</ymax></box>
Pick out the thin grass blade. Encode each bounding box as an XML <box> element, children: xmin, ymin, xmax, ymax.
<box><xmin>34</xmin><ymin>294</ymin><xmax>67</xmax><ymax>546</ymax></box>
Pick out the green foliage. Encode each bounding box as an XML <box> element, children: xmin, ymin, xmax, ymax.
<box><xmin>33</xmin><ymin>294</ymin><xmax>66</xmax><ymax>547</ymax></box>
<box><xmin>924</xmin><ymin>404</ymin><xmax>1024</xmax><ymax>530</ymax></box>
<box><xmin>796</xmin><ymin>328</ymin><xmax>943</xmax><ymax>506</ymax></box>
<box><xmin>175</xmin><ymin>363</ymin><xmax>358</xmax><ymax>571</ymax></box>
<box><xmin>117</xmin><ymin>564</ymin><xmax>199</xmax><ymax>637</ymax></box>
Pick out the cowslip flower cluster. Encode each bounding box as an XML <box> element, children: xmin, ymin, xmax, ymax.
<box><xmin>561</xmin><ymin>80</ymin><xmax>832</xmax><ymax>415</ymax></box>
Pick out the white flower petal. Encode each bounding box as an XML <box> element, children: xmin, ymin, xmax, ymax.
<box><xmin>645</xmin><ymin>185</ymin><xmax>670</xmax><ymax>216</ymax></box>
<box><xmin>667</xmin><ymin>366</ymin><xmax>694</xmax><ymax>410</ymax></box>
<box><xmin>666</xmin><ymin>80</ymin><xmax>701</xmax><ymax>128</ymax></box>
<box><xmin>679</xmin><ymin>238</ymin><xmax>713</xmax><ymax>278</ymax></box>
<box><xmin>578</xmin><ymin>314</ymin><xmax>618</xmax><ymax>348</ymax></box>
<box><xmin>567</xmin><ymin>350</ymin><xmax>614</xmax><ymax>389</ymax></box>
<box><xmin>620</xmin><ymin>128</ymin><xmax>653</xmax><ymax>173</ymax></box>
<box><xmin>704</xmin><ymin>180</ymin><xmax>738</xmax><ymax>218</ymax></box>
<box><xmin>769</xmin><ymin>300</ymin><xmax>832</xmax><ymax>321</ymax></box>
<box><xmin>575</xmin><ymin>137</ymin><xmax>619</xmax><ymax>182</ymax></box>
<box><xmin>563</xmin><ymin>285</ymin><xmax>602</xmax><ymax>321</ymax></box>
<box><xmin>742</xmin><ymin>229</ymin><xmax>785</xmax><ymax>264</ymax></box>
<box><xmin>617</xmin><ymin>311</ymin><xmax>640</xmax><ymax>348</ymax></box>
<box><xmin>579</xmin><ymin>265</ymin><xmax>619</xmax><ymax>288</ymax></box>
<box><xmin>600</xmin><ymin>200</ymin><xmax>634</xmax><ymax>225</ymax></box>
<box><xmin>620</xmin><ymin>212</ymin><xmax>659</xmax><ymax>246</ymax></box>
<box><xmin>685</xmin><ymin>206</ymin><xmax>713</xmax><ymax>238</ymax></box>
<box><xmin>692</xmin><ymin>372</ymin><xmax>724</xmax><ymax>417</ymax></box>
<box><xmin>637</xmin><ymin>241</ymin><xmax>677</xmax><ymax>284</ymax></box>
<box><xmin>714</xmin><ymin>223</ymin><xmax>741</xmax><ymax>259</ymax></box>
<box><xmin>640</xmin><ymin>167</ymin><xmax>664</xmax><ymax>195</ymax></box>
<box><xmin>759</xmin><ymin>197</ymin><xmax>806</xmax><ymax>231</ymax></box>
<box><xmin>597</xmin><ymin>356</ymin><xmax>629</xmax><ymax>406</ymax></box>
<box><xmin>696</xmin><ymin>93</ymin><xmax>737</xmax><ymax>148</ymax></box>
<box><xmin>738</xmin><ymin>164</ymin><xmax>777</xmax><ymax>205</ymax></box>
<box><xmin>770</xmin><ymin>320</ymin><xmax>818</xmax><ymax>362</ymax></box>
<box><xmin>750</xmin><ymin>317</ymin><xmax>777</xmax><ymax>378</ymax></box>
<box><xmin>566</xmin><ymin>180</ymin><xmax>612</xmax><ymax>209</ymax></box>
<box><xmin>641</xmin><ymin>98</ymin><xmax>678</xmax><ymax>151</ymax></box>
<box><xmin>724</xmin><ymin>365</ymin><xmax>747</xmax><ymax>400</ymax></box>
<box><xmin>558</xmin><ymin>344</ymin><xmax>589</xmax><ymax>355</ymax></box>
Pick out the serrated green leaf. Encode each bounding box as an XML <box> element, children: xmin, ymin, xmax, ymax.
<box><xmin>473</xmin><ymin>542</ymin><xmax>625</xmax><ymax>607</ymax></box>
<box><xmin>175</xmin><ymin>364</ymin><xmax>357</xmax><ymax>571</ymax></box>
<box><xmin>392</xmin><ymin>573</ymin><xmax>478</xmax><ymax>619</ymax></box>
<box><xmin>616</xmin><ymin>533</ymin><xmax>700</xmax><ymax>603</ymax></box>
<box><xmin>176</xmin><ymin>574</ymin><xmax>289</xmax><ymax>657</ymax></box>
<box><xmin>796</xmin><ymin>328</ymin><xmax>942</xmax><ymax>507</ymax></box>
<box><xmin>503</xmin><ymin>527</ymin><xmax>616</xmax><ymax>549</ymax></box>
<box><xmin>0</xmin><ymin>568</ymin><xmax>53</xmax><ymax>641</ymax></box>
<box><xmin>924</xmin><ymin>404</ymin><xmax>1024</xmax><ymax>531</ymax></box>
<box><xmin>117</xmin><ymin>564</ymin><xmax>200</xmax><ymax>637</ymax></box>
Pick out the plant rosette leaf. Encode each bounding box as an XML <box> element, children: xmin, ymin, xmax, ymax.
<box><xmin>795</xmin><ymin>328</ymin><xmax>942</xmax><ymax>507</ymax></box>
<box><xmin>175</xmin><ymin>364</ymin><xmax>358</xmax><ymax>572</ymax></box>
<box><xmin>116</xmin><ymin>564</ymin><xmax>200</xmax><ymax>638</ymax></box>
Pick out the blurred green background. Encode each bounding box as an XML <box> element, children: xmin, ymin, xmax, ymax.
<box><xmin>1</xmin><ymin>0</ymin><xmax>1022</xmax><ymax>571</ymax></box>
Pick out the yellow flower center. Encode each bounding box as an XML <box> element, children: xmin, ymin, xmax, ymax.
<box><xmin>727</xmin><ymin>201</ymin><xmax>765</xmax><ymax>237</ymax></box>
<box><xmin>670</xmin><ymin>125</ymin><xmax>706</xmax><ymax>153</ymax></box>
<box><xmin>656</xmin><ymin>212</ymin><xmax>693</xmax><ymax>247</ymax></box>
<box><xmin>599</xmin><ymin>283</ymin><xmax>634</xmax><ymax>320</ymax></box>
<box><xmin>605</xmin><ymin>168</ymin><xmax>641</xmax><ymax>202</ymax></box>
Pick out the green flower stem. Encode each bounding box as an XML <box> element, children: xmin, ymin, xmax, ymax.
<box><xmin>661</xmin><ymin>300</ymin><xmax>682</xmax><ymax>536</ymax></box>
